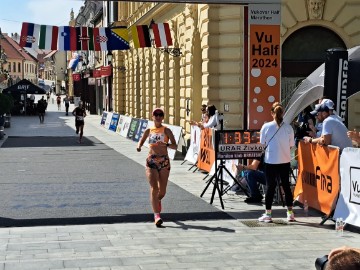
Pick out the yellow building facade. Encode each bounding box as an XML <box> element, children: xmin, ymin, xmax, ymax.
<box><xmin>111</xmin><ymin>0</ymin><xmax>360</xmax><ymax>140</ymax></box>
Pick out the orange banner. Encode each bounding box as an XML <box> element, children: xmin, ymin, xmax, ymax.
<box><xmin>293</xmin><ymin>141</ymin><xmax>340</xmax><ymax>215</ymax></box>
<box><xmin>197</xmin><ymin>128</ymin><xmax>215</xmax><ymax>172</ymax></box>
<box><xmin>248</xmin><ymin>4</ymin><xmax>281</xmax><ymax>129</ymax></box>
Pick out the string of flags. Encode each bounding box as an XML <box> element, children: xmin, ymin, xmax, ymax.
<box><xmin>20</xmin><ymin>22</ymin><xmax>173</xmax><ymax>51</ymax></box>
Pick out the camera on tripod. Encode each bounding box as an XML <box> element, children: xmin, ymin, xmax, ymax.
<box><xmin>315</xmin><ymin>255</ymin><xmax>328</xmax><ymax>270</ymax></box>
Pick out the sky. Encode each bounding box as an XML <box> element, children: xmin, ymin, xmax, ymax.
<box><xmin>0</xmin><ymin>0</ymin><xmax>84</xmax><ymax>35</ymax></box>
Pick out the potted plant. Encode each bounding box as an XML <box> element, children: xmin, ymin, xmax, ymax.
<box><xmin>0</xmin><ymin>93</ymin><xmax>14</xmax><ymax>127</ymax></box>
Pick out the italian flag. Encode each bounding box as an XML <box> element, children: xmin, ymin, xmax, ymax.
<box><xmin>39</xmin><ymin>25</ymin><xmax>59</xmax><ymax>50</ymax></box>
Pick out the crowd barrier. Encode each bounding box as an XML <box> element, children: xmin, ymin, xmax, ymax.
<box><xmin>100</xmin><ymin>111</ymin><xmax>183</xmax><ymax>160</ymax></box>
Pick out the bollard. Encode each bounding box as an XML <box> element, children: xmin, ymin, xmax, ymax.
<box><xmin>0</xmin><ymin>126</ymin><xmax>4</xmax><ymax>140</ymax></box>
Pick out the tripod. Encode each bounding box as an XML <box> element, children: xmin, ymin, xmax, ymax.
<box><xmin>200</xmin><ymin>158</ymin><xmax>249</xmax><ymax>209</ymax></box>
<box><xmin>200</xmin><ymin>117</ymin><xmax>250</xmax><ymax>209</ymax></box>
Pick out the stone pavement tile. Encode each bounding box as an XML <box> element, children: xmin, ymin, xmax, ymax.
<box><xmin>64</xmin><ymin>258</ymin><xmax>123</xmax><ymax>268</ymax></box>
<box><xmin>4</xmin><ymin>260</ymin><xmax>64</xmax><ymax>270</ymax></box>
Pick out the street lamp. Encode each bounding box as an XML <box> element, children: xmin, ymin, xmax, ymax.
<box><xmin>107</xmin><ymin>51</ymin><xmax>113</xmax><ymax>65</ymax></box>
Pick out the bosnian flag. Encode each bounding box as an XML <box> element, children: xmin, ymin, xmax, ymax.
<box><xmin>38</xmin><ymin>25</ymin><xmax>59</xmax><ymax>50</ymax></box>
<box><xmin>151</xmin><ymin>23</ymin><xmax>173</xmax><ymax>48</ymax></box>
<box><xmin>58</xmin><ymin>26</ymin><xmax>77</xmax><ymax>51</ymax></box>
<box><xmin>19</xmin><ymin>22</ymin><xmax>40</xmax><ymax>49</ymax></box>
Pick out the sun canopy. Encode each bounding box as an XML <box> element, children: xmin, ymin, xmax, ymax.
<box><xmin>3</xmin><ymin>79</ymin><xmax>46</xmax><ymax>95</ymax></box>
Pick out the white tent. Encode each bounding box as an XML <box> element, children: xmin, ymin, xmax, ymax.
<box><xmin>283</xmin><ymin>46</ymin><xmax>360</xmax><ymax>124</ymax></box>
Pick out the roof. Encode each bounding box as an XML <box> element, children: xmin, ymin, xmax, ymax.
<box><xmin>44</xmin><ymin>50</ymin><xmax>57</xmax><ymax>59</ymax></box>
<box><xmin>1</xmin><ymin>33</ymin><xmax>37</xmax><ymax>62</ymax></box>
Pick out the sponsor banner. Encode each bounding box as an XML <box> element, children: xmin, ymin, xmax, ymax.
<box><xmin>293</xmin><ymin>141</ymin><xmax>340</xmax><ymax>215</ymax></box>
<box><xmin>184</xmin><ymin>125</ymin><xmax>201</xmax><ymax>165</ymax></box>
<box><xmin>116</xmin><ymin>115</ymin><xmax>125</xmax><ymax>134</ymax></box>
<box><xmin>164</xmin><ymin>124</ymin><xmax>183</xmax><ymax>160</ymax></box>
<box><xmin>127</xmin><ymin>118</ymin><xmax>140</xmax><ymax>139</ymax></box>
<box><xmin>248</xmin><ymin>4</ymin><xmax>281</xmax><ymax>129</ymax></box>
<box><xmin>100</xmin><ymin>111</ymin><xmax>108</xmax><ymax>126</ymax></box>
<box><xmin>132</xmin><ymin>119</ymin><xmax>149</xmax><ymax>142</ymax></box>
<box><xmin>119</xmin><ymin>116</ymin><xmax>132</xmax><ymax>137</ymax></box>
<box><xmin>197</xmin><ymin>128</ymin><xmax>216</xmax><ymax>172</ymax></box>
<box><xmin>143</xmin><ymin>121</ymin><xmax>154</xmax><ymax>148</ymax></box>
<box><xmin>334</xmin><ymin>147</ymin><xmax>360</xmax><ymax>227</ymax></box>
<box><xmin>109</xmin><ymin>113</ymin><xmax>119</xmax><ymax>132</ymax></box>
<box><xmin>104</xmin><ymin>112</ymin><xmax>113</xmax><ymax>130</ymax></box>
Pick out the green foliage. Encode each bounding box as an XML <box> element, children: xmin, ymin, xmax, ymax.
<box><xmin>0</xmin><ymin>93</ymin><xmax>14</xmax><ymax>115</ymax></box>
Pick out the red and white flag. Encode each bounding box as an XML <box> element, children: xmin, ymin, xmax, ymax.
<box><xmin>151</xmin><ymin>23</ymin><xmax>173</xmax><ymax>48</ymax></box>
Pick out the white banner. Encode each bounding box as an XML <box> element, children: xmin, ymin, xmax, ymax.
<box><xmin>165</xmin><ymin>124</ymin><xmax>183</xmax><ymax>160</ymax></box>
<box><xmin>115</xmin><ymin>115</ymin><xmax>125</xmax><ymax>134</ymax></box>
<box><xmin>119</xmin><ymin>116</ymin><xmax>132</xmax><ymax>137</ymax></box>
<box><xmin>184</xmin><ymin>125</ymin><xmax>201</xmax><ymax>164</ymax></box>
<box><xmin>104</xmin><ymin>112</ymin><xmax>113</xmax><ymax>130</ymax></box>
<box><xmin>334</xmin><ymin>147</ymin><xmax>360</xmax><ymax>227</ymax></box>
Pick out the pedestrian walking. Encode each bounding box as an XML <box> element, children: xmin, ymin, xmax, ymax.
<box><xmin>37</xmin><ymin>96</ymin><xmax>47</xmax><ymax>124</ymax></box>
<box><xmin>136</xmin><ymin>108</ymin><xmax>177</xmax><ymax>227</ymax></box>
<box><xmin>56</xmin><ymin>95</ymin><xmax>61</xmax><ymax>111</ymax></box>
<box><xmin>258</xmin><ymin>102</ymin><xmax>295</xmax><ymax>223</ymax></box>
<box><xmin>72</xmin><ymin>101</ymin><xmax>86</xmax><ymax>144</ymax></box>
<box><xmin>63</xmin><ymin>95</ymin><xmax>70</xmax><ymax>115</ymax></box>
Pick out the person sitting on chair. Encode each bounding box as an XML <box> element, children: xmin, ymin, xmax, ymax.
<box><xmin>237</xmin><ymin>158</ymin><xmax>266</xmax><ymax>203</ymax></box>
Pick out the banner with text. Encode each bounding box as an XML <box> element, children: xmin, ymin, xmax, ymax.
<box><xmin>334</xmin><ymin>147</ymin><xmax>360</xmax><ymax>227</ymax></box>
<box><xmin>184</xmin><ymin>125</ymin><xmax>202</xmax><ymax>165</ymax></box>
<box><xmin>293</xmin><ymin>141</ymin><xmax>340</xmax><ymax>215</ymax></box>
<box><xmin>197</xmin><ymin>128</ymin><xmax>215</xmax><ymax>172</ymax></box>
<box><xmin>248</xmin><ymin>4</ymin><xmax>281</xmax><ymax>129</ymax></box>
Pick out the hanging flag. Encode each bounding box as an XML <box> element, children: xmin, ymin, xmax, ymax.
<box><xmin>58</xmin><ymin>26</ymin><xmax>77</xmax><ymax>51</ymax></box>
<box><xmin>19</xmin><ymin>22</ymin><xmax>40</xmax><ymax>49</ymax></box>
<box><xmin>131</xmin><ymin>25</ymin><xmax>151</xmax><ymax>48</ymax></box>
<box><xmin>151</xmin><ymin>23</ymin><xmax>173</xmax><ymax>48</ymax></box>
<box><xmin>107</xmin><ymin>26</ymin><xmax>130</xmax><ymax>50</ymax></box>
<box><xmin>39</xmin><ymin>25</ymin><xmax>59</xmax><ymax>50</ymax></box>
<box><xmin>93</xmin><ymin>27</ymin><xmax>108</xmax><ymax>51</ymax></box>
<box><xmin>76</xmin><ymin>27</ymin><xmax>94</xmax><ymax>51</ymax></box>
<box><xmin>68</xmin><ymin>53</ymin><xmax>80</xmax><ymax>71</ymax></box>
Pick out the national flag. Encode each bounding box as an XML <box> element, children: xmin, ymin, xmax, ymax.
<box><xmin>58</xmin><ymin>26</ymin><xmax>77</xmax><ymax>51</ymax></box>
<box><xmin>131</xmin><ymin>25</ymin><xmax>151</xmax><ymax>48</ymax></box>
<box><xmin>107</xmin><ymin>27</ymin><xmax>130</xmax><ymax>50</ymax></box>
<box><xmin>39</xmin><ymin>25</ymin><xmax>59</xmax><ymax>50</ymax></box>
<box><xmin>68</xmin><ymin>53</ymin><xmax>80</xmax><ymax>71</ymax></box>
<box><xmin>93</xmin><ymin>27</ymin><xmax>109</xmax><ymax>51</ymax></box>
<box><xmin>151</xmin><ymin>23</ymin><xmax>173</xmax><ymax>48</ymax></box>
<box><xmin>19</xmin><ymin>22</ymin><xmax>40</xmax><ymax>49</ymax></box>
<box><xmin>76</xmin><ymin>27</ymin><xmax>94</xmax><ymax>51</ymax></box>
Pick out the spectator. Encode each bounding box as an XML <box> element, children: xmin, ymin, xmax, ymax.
<box><xmin>63</xmin><ymin>95</ymin><xmax>70</xmax><ymax>116</ymax></box>
<box><xmin>237</xmin><ymin>158</ymin><xmax>266</xmax><ymax>203</ymax></box>
<box><xmin>347</xmin><ymin>129</ymin><xmax>360</xmax><ymax>145</ymax></box>
<box><xmin>294</xmin><ymin>105</ymin><xmax>315</xmax><ymax>146</ymax></box>
<box><xmin>190</xmin><ymin>104</ymin><xmax>220</xmax><ymax>129</ymax></box>
<box><xmin>37</xmin><ymin>96</ymin><xmax>47</xmax><ymax>124</ymax></box>
<box><xmin>326</xmin><ymin>246</ymin><xmax>360</xmax><ymax>270</ymax></box>
<box><xmin>200</xmin><ymin>104</ymin><xmax>207</xmax><ymax>122</ymax></box>
<box><xmin>56</xmin><ymin>95</ymin><xmax>61</xmax><ymax>111</ymax></box>
<box><xmin>304</xmin><ymin>99</ymin><xmax>352</xmax><ymax>152</ymax></box>
<box><xmin>258</xmin><ymin>102</ymin><xmax>295</xmax><ymax>223</ymax></box>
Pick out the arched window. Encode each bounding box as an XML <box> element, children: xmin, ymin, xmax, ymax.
<box><xmin>282</xmin><ymin>26</ymin><xmax>346</xmax><ymax>77</ymax></box>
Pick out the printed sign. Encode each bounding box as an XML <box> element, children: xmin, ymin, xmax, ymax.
<box><xmin>109</xmin><ymin>113</ymin><xmax>119</xmax><ymax>132</ymax></box>
<box><xmin>104</xmin><ymin>112</ymin><xmax>113</xmax><ymax>130</ymax></box>
<box><xmin>197</xmin><ymin>128</ymin><xmax>216</xmax><ymax>173</ymax></box>
<box><xmin>119</xmin><ymin>116</ymin><xmax>132</xmax><ymax>138</ymax></box>
<box><xmin>293</xmin><ymin>141</ymin><xmax>340</xmax><ymax>215</ymax></box>
<box><xmin>127</xmin><ymin>118</ymin><xmax>140</xmax><ymax>139</ymax></box>
<box><xmin>100</xmin><ymin>111</ymin><xmax>108</xmax><ymax>126</ymax></box>
<box><xmin>133</xmin><ymin>119</ymin><xmax>148</xmax><ymax>142</ymax></box>
<box><xmin>334</xmin><ymin>147</ymin><xmax>360</xmax><ymax>227</ymax></box>
<box><xmin>248</xmin><ymin>4</ymin><xmax>281</xmax><ymax>129</ymax></box>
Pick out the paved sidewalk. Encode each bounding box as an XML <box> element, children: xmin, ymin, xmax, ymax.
<box><xmin>0</xmin><ymin>102</ymin><xmax>359</xmax><ymax>270</ymax></box>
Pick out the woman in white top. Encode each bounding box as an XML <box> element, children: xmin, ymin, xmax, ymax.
<box><xmin>190</xmin><ymin>104</ymin><xmax>219</xmax><ymax>129</ymax></box>
<box><xmin>258</xmin><ymin>102</ymin><xmax>295</xmax><ymax>223</ymax></box>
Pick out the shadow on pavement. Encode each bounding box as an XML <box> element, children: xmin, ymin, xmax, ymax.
<box><xmin>1</xmin><ymin>136</ymin><xmax>96</xmax><ymax>148</ymax></box>
<box><xmin>0</xmin><ymin>211</ymin><xmax>233</xmax><ymax>228</ymax></box>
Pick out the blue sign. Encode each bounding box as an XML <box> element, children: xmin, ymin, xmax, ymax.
<box><xmin>109</xmin><ymin>113</ymin><xmax>120</xmax><ymax>132</ymax></box>
<box><xmin>100</xmin><ymin>112</ymin><xmax>108</xmax><ymax>126</ymax></box>
<box><xmin>133</xmin><ymin>119</ymin><xmax>148</xmax><ymax>142</ymax></box>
